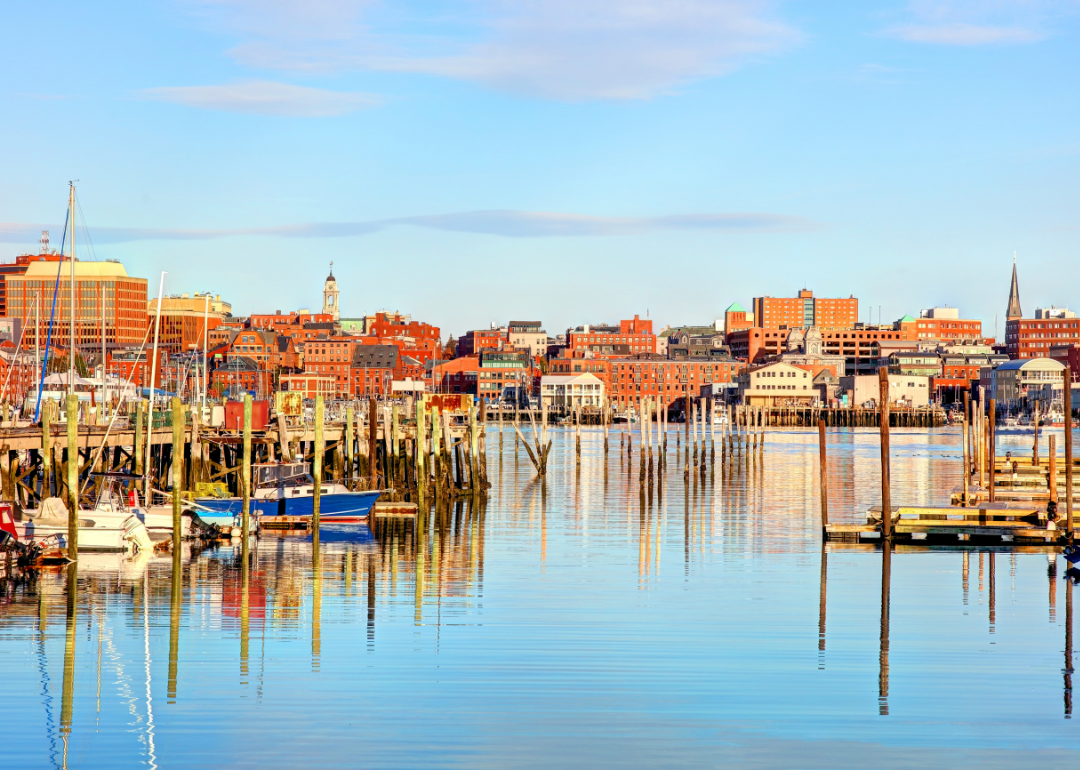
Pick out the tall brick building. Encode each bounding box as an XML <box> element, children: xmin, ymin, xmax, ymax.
<box><xmin>752</xmin><ymin>289</ymin><xmax>858</xmax><ymax>330</ymax></box>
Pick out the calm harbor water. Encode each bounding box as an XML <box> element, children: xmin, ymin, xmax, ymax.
<box><xmin>3</xmin><ymin>425</ymin><xmax>1078</xmax><ymax>769</ymax></box>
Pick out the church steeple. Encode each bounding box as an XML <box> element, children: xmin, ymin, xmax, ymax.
<box><xmin>322</xmin><ymin>261</ymin><xmax>340</xmax><ymax>321</ymax></box>
<box><xmin>1006</xmin><ymin>253</ymin><xmax>1022</xmax><ymax>320</ymax></box>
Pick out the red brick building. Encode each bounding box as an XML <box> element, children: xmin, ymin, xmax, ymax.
<box><xmin>1007</xmin><ymin>317</ymin><xmax>1080</xmax><ymax>359</ymax></box>
<box><xmin>457</xmin><ymin>328</ymin><xmax>506</xmax><ymax>357</ymax></box>
<box><xmin>566</xmin><ymin>316</ymin><xmax>655</xmax><ymax>356</ymax></box>
<box><xmin>606</xmin><ymin>356</ymin><xmax>742</xmax><ymax>409</ymax></box>
<box><xmin>1050</xmin><ymin>343</ymin><xmax>1080</xmax><ymax>379</ymax></box>
<box><xmin>350</xmin><ymin>345</ymin><xmax>398</xmax><ymax>396</ymax></box>
<box><xmin>432</xmin><ymin>356</ymin><xmax>480</xmax><ymax>395</ymax></box>
<box><xmin>752</xmin><ymin>289</ymin><xmax>858</xmax><ymax>330</ymax></box>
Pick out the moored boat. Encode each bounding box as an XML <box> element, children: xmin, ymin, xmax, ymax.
<box><xmin>194</xmin><ymin>462</ymin><xmax>381</xmax><ymax>526</ymax></box>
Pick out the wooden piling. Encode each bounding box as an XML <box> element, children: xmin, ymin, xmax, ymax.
<box><xmin>368</xmin><ymin>397</ymin><xmax>378</xmax><ymax>488</ymax></box>
<box><xmin>1066</xmin><ymin>368</ymin><xmax>1074</xmax><ymax>537</ymax></box>
<box><xmin>41</xmin><ymin>399</ymin><xmax>52</xmax><ymax>499</ymax></box>
<box><xmin>66</xmin><ymin>393</ymin><xmax>78</xmax><ymax>559</ymax></box>
<box><xmin>313</xmin><ymin>394</ymin><xmax>324</xmax><ymax>545</ymax></box>
<box><xmin>962</xmin><ymin>391</ymin><xmax>970</xmax><ymax>505</ymax></box>
<box><xmin>416</xmin><ymin>401</ymin><xmax>426</xmax><ymax>497</ymax></box>
<box><xmin>242</xmin><ymin>395</ymin><xmax>252</xmax><ymax>543</ymax></box>
<box><xmin>134</xmin><ymin>400</ymin><xmax>144</xmax><ymax>478</ymax></box>
<box><xmin>1050</xmin><ymin>434</ymin><xmax>1058</xmax><ymax>507</ymax></box>
<box><xmin>171</xmin><ymin>398</ymin><xmax>184</xmax><ymax>550</ymax></box>
<box><xmin>345</xmin><ymin>406</ymin><xmax>354</xmax><ymax>490</ymax></box>
<box><xmin>878</xmin><ymin>368</ymin><xmax>892</xmax><ymax>539</ymax></box>
<box><xmin>818</xmin><ymin>420</ymin><xmax>828</xmax><ymax>530</ymax></box>
<box><xmin>988</xmin><ymin>398</ymin><xmax>997</xmax><ymax>504</ymax></box>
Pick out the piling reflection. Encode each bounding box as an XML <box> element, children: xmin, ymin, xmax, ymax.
<box><xmin>879</xmin><ymin>542</ymin><xmax>891</xmax><ymax>716</ymax></box>
<box><xmin>1067</xmin><ymin>578</ymin><xmax>1074</xmax><ymax>719</ymax></box>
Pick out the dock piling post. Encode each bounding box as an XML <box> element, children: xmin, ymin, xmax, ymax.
<box><xmin>242</xmin><ymin>395</ymin><xmax>252</xmax><ymax>546</ymax></box>
<box><xmin>313</xmin><ymin>394</ymin><xmax>324</xmax><ymax>547</ymax></box>
<box><xmin>818</xmin><ymin>419</ymin><xmax>829</xmax><ymax>532</ymax></box>
<box><xmin>66</xmin><ymin>393</ymin><xmax>78</xmax><ymax>559</ymax></box>
<box><xmin>989</xmin><ymin>398</ymin><xmax>997</xmax><ymax>504</ymax></box>
<box><xmin>345</xmin><ymin>406</ymin><xmax>354</xmax><ymax>490</ymax></box>
<box><xmin>368</xmin><ymin>397</ymin><xmax>378</xmax><ymax>489</ymax></box>
<box><xmin>1066</xmin><ymin>369</ymin><xmax>1074</xmax><ymax>538</ymax></box>
<box><xmin>967</xmin><ymin>390</ymin><xmax>976</xmax><ymax>505</ymax></box>
<box><xmin>878</xmin><ymin>368</ymin><xmax>892</xmax><ymax>539</ymax></box>
<box><xmin>171</xmin><ymin>397</ymin><xmax>184</xmax><ymax>551</ymax></box>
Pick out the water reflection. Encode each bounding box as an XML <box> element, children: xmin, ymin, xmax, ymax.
<box><xmin>2</xmin><ymin>426</ymin><xmax>1078</xmax><ymax>768</ymax></box>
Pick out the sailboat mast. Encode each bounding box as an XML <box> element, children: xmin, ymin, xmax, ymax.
<box><xmin>68</xmin><ymin>182</ymin><xmax>75</xmax><ymax>401</ymax></box>
<box><xmin>101</xmin><ymin>283</ymin><xmax>106</xmax><ymax>418</ymax></box>
<box><xmin>202</xmin><ymin>293</ymin><xmax>209</xmax><ymax>412</ymax></box>
<box><xmin>145</xmin><ymin>272</ymin><xmax>166</xmax><ymax>501</ymax></box>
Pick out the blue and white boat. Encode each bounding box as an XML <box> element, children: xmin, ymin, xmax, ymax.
<box><xmin>193</xmin><ymin>462</ymin><xmax>381</xmax><ymax>527</ymax></box>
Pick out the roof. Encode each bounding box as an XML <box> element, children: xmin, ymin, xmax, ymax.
<box><xmin>995</xmin><ymin>357</ymin><xmax>1065</xmax><ymax>371</ymax></box>
<box><xmin>22</xmin><ymin>259</ymin><xmax>135</xmax><ymax>279</ymax></box>
<box><xmin>540</xmin><ymin>373</ymin><xmax>603</xmax><ymax>385</ymax></box>
<box><xmin>725</xmin><ymin>302</ymin><xmax>746</xmax><ymax>313</ymax></box>
<box><xmin>899</xmin><ymin>314</ymin><xmax>916</xmax><ymax>322</ymax></box>
<box><xmin>350</xmin><ymin>344</ymin><xmax>398</xmax><ymax>369</ymax></box>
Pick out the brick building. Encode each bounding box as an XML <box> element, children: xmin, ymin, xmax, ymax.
<box><xmin>752</xmin><ymin>289</ymin><xmax>858</xmax><ymax>330</ymax></box>
<box><xmin>432</xmin><ymin>356</ymin><xmax>480</xmax><ymax>395</ymax></box>
<box><xmin>606</xmin><ymin>355</ymin><xmax>742</xmax><ymax>409</ymax></box>
<box><xmin>566</xmin><ymin>315</ymin><xmax>655</xmax><ymax>356</ymax></box>
<box><xmin>457</xmin><ymin>328</ymin><xmax>507</xmax><ymax>357</ymax></box>
<box><xmin>350</xmin><ymin>345</ymin><xmax>398</xmax><ymax>396</ymax></box>
<box><xmin>7</xmin><ymin>258</ymin><xmax>148</xmax><ymax>352</ymax></box>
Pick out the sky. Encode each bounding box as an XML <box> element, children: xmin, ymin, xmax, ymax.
<box><xmin>1</xmin><ymin>0</ymin><xmax>1078</xmax><ymax>339</ymax></box>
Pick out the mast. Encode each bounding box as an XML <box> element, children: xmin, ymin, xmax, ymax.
<box><xmin>67</xmin><ymin>182</ymin><xmax>75</xmax><ymax>401</ymax></box>
<box><xmin>101</xmin><ymin>283</ymin><xmax>106</xmax><ymax>418</ymax></box>
<box><xmin>145</xmin><ymin>272</ymin><xmax>166</xmax><ymax>501</ymax></box>
<box><xmin>202</xmin><ymin>294</ymin><xmax>209</xmax><ymax>412</ymax></box>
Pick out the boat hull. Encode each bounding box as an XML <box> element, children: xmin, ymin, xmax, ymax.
<box><xmin>194</xmin><ymin>491</ymin><xmax>381</xmax><ymax>525</ymax></box>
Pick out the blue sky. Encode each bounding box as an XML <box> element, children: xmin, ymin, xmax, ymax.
<box><xmin>1</xmin><ymin>0</ymin><xmax>1078</xmax><ymax>338</ymax></box>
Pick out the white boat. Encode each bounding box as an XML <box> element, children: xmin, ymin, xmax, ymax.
<box><xmin>11</xmin><ymin>497</ymin><xmax>152</xmax><ymax>553</ymax></box>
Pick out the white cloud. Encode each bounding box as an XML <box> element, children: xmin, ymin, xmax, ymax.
<box><xmin>185</xmin><ymin>0</ymin><xmax>799</xmax><ymax>100</ymax></box>
<box><xmin>886</xmin><ymin>1</ymin><xmax>1073</xmax><ymax>45</ymax></box>
<box><xmin>0</xmin><ymin>210</ymin><xmax>814</xmax><ymax>244</ymax></box>
<box><xmin>142</xmin><ymin>80</ymin><xmax>379</xmax><ymax>116</ymax></box>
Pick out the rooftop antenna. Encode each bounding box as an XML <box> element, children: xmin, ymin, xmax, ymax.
<box><xmin>39</xmin><ymin>230</ymin><xmax>49</xmax><ymax>254</ymax></box>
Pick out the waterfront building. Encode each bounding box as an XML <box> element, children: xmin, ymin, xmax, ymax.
<box><xmin>982</xmin><ymin>357</ymin><xmax>1065</xmax><ymax>406</ymax></box>
<box><xmin>432</xmin><ymin>356</ymin><xmax>479</xmax><ymax>395</ymax></box>
<box><xmin>735</xmin><ymin>362</ymin><xmax>816</xmax><ymax>406</ymax></box>
<box><xmin>840</xmin><ymin>373</ymin><xmax>930</xmax><ymax>408</ymax></box>
<box><xmin>6</xmin><ymin>257</ymin><xmax>148</xmax><ymax>352</ymax></box>
<box><xmin>109</xmin><ymin>348</ymin><xmax>167</xmax><ymax>390</ymax></box>
<box><xmin>279</xmin><ymin>373</ymin><xmax>334</xmax><ymax>398</ymax></box>
<box><xmin>212</xmin><ymin>356</ymin><xmax>270</xmax><ymax>398</ymax></box>
<box><xmin>727</xmin><ymin>323</ymin><xmax>912</xmax><ymax>372</ymax></box>
<box><xmin>752</xmin><ymin>289</ymin><xmax>858</xmax><ymax>330</ymax></box>
<box><xmin>350</xmin><ymin>345</ymin><xmax>398</xmax><ymax>396</ymax></box>
<box><xmin>1050</xmin><ymin>343</ymin><xmax>1080</xmax><ymax>380</ymax></box>
<box><xmin>478</xmin><ymin>350</ymin><xmax>529</xmax><ymax>402</ymax></box>
<box><xmin>778</xmin><ymin>326</ymin><xmax>847</xmax><ymax>378</ymax></box>
<box><xmin>604</xmin><ymin>355</ymin><xmax>742</xmax><ymax>409</ymax></box>
<box><xmin>539</xmin><ymin>373</ymin><xmax>604</xmax><ymax>409</ymax></box>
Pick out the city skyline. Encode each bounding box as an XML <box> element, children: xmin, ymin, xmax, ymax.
<box><xmin>1</xmin><ymin>1</ymin><xmax>1078</xmax><ymax>333</ymax></box>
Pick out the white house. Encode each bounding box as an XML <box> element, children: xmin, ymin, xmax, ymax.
<box><xmin>840</xmin><ymin>374</ymin><xmax>930</xmax><ymax>408</ymax></box>
<box><xmin>735</xmin><ymin>362</ymin><xmax>816</xmax><ymax>406</ymax></box>
<box><xmin>540</xmin><ymin>373</ymin><xmax>604</xmax><ymax>409</ymax></box>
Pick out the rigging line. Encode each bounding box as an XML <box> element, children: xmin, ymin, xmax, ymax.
<box><xmin>0</xmin><ymin>293</ymin><xmax>40</xmax><ymax>409</ymax></box>
<box><xmin>74</xmin><ymin>193</ymin><xmax>99</xmax><ymax>263</ymax></box>
<box><xmin>34</xmin><ymin>207</ymin><xmax>70</xmax><ymax>424</ymax></box>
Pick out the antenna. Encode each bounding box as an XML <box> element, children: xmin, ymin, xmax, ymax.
<box><xmin>39</xmin><ymin>230</ymin><xmax>49</xmax><ymax>254</ymax></box>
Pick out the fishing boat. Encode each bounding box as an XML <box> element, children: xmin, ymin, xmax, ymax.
<box><xmin>194</xmin><ymin>462</ymin><xmax>381</xmax><ymax>526</ymax></box>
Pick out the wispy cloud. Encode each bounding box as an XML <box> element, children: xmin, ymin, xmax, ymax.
<box><xmin>0</xmin><ymin>209</ymin><xmax>814</xmax><ymax>245</ymax></box>
<box><xmin>885</xmin><ymin>1</ymin><xmax>1072</xmax><ymax>45</ymax></box>
<box><xmin>142</xmin><ymin>80</ymin><xmax>379</xmax><ymax>116</ymax></box>
<box><xmin>185</xmin><ymin>1</ymin><xmax>800</xmax><ymax>101</ymax></box>
<box><xmin>889</xmin><ymin>23</ymin><xmax>1043</xmax><ymax>44</ymax></box>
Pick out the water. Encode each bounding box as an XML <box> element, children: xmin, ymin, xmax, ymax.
<box><xmin>3</xmin><ymin>426</ymin><xmax>1078</xmax><ymax>769</ymax></box>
